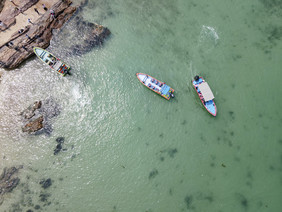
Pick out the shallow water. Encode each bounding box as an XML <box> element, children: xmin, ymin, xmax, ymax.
<box><xmin>0</xmin><ymin>0</ymin><xmax>282</xmax><ymax>211</ymax></box>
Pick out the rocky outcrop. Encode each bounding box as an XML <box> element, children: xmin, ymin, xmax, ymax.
<box><xmin>0</xmin><ymin>0</ymin><xmax>77</xmax><ymax>69</ymax></box>
<box><xmin>53</xmin><ymin>15</ymin><xmax>111</xmax><ymax>55</ymax></box>
<box><xmin>20</xmin><ymin>98</ymin><xmax>60</xmax><ymax>135</ymax></box>
<box><xmin>0</xmin><ymin>166</ymin><xmax>23</xmax><ymax>205</ymax></box>
<box><xmin>22</xmin><ymin>115</ymin><xmax>44</xmax><ymax>133</ymax></box>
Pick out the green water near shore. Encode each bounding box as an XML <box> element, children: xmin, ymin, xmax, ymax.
<box><xmin>1</xmin><ymin>0</ymin><xmax>282</xmax><ymax>211</ymax></box>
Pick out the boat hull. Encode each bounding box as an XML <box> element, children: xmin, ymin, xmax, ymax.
<box><xmin>33</xmin><ymin>47</ymin><xmax>70</xmax><ymax>76</ymax></box>
<box><xmin>136</xmin><ymin>73</ymin><xmax>174</xmax><ymax>100</ymax></box>
<box><xmin>192</xmin><ymin>76</ymin><xmax>217</xmax><ymax>116</ymax></box>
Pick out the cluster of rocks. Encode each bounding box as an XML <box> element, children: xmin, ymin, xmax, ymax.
<box><xmin>54</xmin><ymin>136</ymin><xmax>65</xmax><ymax>155</ymax></box>
<box><xmin>20</xmin><ymin>98</ymin><xmax>60</xmax><ymax>135</ymax></box>
<box><xmin>0</xmin><ymin>166</ymin><xmax>23</xmax><ymax>205</ymax></box>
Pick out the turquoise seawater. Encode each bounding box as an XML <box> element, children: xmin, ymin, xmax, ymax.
<box><xmin>0</xmin><ymin>0</ymin><xmax>282</xmax><ymax>211</ymax></box>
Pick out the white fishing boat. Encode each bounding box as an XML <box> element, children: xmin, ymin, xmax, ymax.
<box><xmin>33</xmin><ymin>47</ymin><xmax>70</xmax><ymax>76</ymax></box>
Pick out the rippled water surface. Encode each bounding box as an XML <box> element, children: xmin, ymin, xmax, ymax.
<box><xmin>0</xmin><ymin>0</ymin><xmax>282</xmax><ymax>211</ymax></box>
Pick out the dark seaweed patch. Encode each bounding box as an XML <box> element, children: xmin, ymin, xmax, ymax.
<box><xmin>39</xmin><ymin>178</ymin><xmax>52</xmax><ymax>189</ymax></box>
<box><xmin>241</xmin><ymin>197</ymin><xmax>248</xmax><ymax>208</ymax></box>
<box><xmin>159</xmin><ymin>133</ymin><xmax>164</xmax><ymax>138</ymax></box>
<box><xmin>246</xmin><ymin>181</ymin><xmax>252</xmax><ymax>188</ymax></box>
<box><xmin>258</xmin><ymin>114</ymin><xmax>263</xmax><ymax>118</ymax></box>
<box><xmin>39</xmin><ymin>193</ymin><xmax>50</xmax><ymax>202</ymax></box>
<box><xmin>169</xmin><ymin>188</ymin><xmax>173</xmax><ymax>195</ymax></box>
<box><xmin>184</xmin><ymin>195</ymin><xmax>193</xmax><ymax>209</ymax></box>
<box><xmin>267</xmin><ymin>26</ymin><xmax>282</xmax><ymax>43</ymax></box>
<box><xmin>269</xmin><ymin>165</ymin><xmax>275</xmax><ymax>170</ymax></box>
<box><xmin>232</xmin><ymin>54</ymin><xmax>242</xmax><ymax>61</ymax></box>
<box><xmin>34</xmin><ymin>205</ymin><xmax>40</xmax><ymax>210</ymax></box>
<box><xmin>54</xmin><ymin>143</ymin><xmax>62</xmax><ymax>155</ymax></box>
<box><xmin>158</xmin><ymin>148</ymin><xmax>178</xmax><ymax>161</ymax></box>
<box><xmin>237</xmin><ymin>194</ymin><xmax>248</xmax><ymax>209</ymax></box>
<box><xmin>149</xmin><ymin>169</ymin><xmax>158</xmax><ymax>179</ymax></box>
<box><xmin>181</xmin><ymin>120</ymin><xmax>187</xmax><ymax>125</ymax></box>
<box><xmin>167</xmin><ymin>148</ymin><xmax>178</xmax><ymax>158</ymax></box>
<box><xmin>27</xmin><ymin>209</ymin><xmax>34</xmax><ymax>212</ymax></box>
<box><xmin>260</xmin><ymin>0</ymin><xmax>282</xmax><ymax>9</ymax></box>
<box><xmin>56</xmin><ymin>137</ymin><xmax>64</xmax><ymax>144</ymax></box>
<box><xmin>210</xmin><ymin>163</ymin><xmax>215</xmax><ymax>167</ymax></box>
<box><xmin>247</xmin><ymin>171</ymin><xmax>253</xmax><ymax>179</ymax></box>
<box><xmin>229</xmin><ymin>111</ymin><xmax>235</xmax><ymax>120</ymax></box>
<box><xmin>204</xmin><ymin>195</ymin><xmax>214</xmax><ymax>203</ymax></box>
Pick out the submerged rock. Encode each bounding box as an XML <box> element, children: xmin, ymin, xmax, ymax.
<box><xmin>56</xmin><ymin>137</ymin><xmax>65</xmax><ymax>144</ymax></box>
<box><xmin>54</xmin><ymin>137</ymin><xmax>65</xmax><ymax>155</ymax></box>
<box><xmin>52</xmin><ymin>14</ymin><xmax>111</xmax><ymax>56</ymax></box>
<box><xmin>39</xmin><ymin>178</ymin><xmax>52</xmax><ymax>189</ymax></box>
<box><xmin>0</xmin><ymin>166</ymin><xmax>23</xmax><ymax>205</ymax></box>
<box><xmin>54</xmin><ymin>143</ymin><xmax>62</xmax><ymax>155</ymax></box>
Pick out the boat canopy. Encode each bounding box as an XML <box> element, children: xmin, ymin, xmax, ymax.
<box><xmin>161</xmin><ymin>84</ymin><xmax>170</xmax><ymax>95</ymax></box>
<box><xmin>198</xmin><ymin>82</ymin><xmax>214</xmax><ymax>101</ymax></box>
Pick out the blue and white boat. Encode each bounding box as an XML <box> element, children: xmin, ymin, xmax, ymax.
<box><xmin>192</xmin><ymin>75</ymin><xmax>217</xmax><ymax>116</ymax></box>
<box><xmin>136</xmin><ymin>73</ymin><xmax>175</xmax><ymax>100</ymax></box>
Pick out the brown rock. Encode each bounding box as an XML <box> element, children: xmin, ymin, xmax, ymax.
<box><xmin>22</xmin><ymin>115</ymin><xmax>43</xmax><ymax>133</ymax></box>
